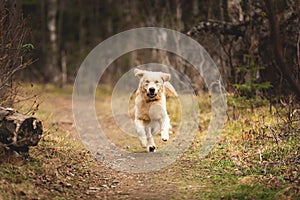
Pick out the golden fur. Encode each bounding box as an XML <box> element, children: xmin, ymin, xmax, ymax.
<box><xmin>133</xmin><ymin>68</ymin><xmax>176</xmax><ymax>152</ymax></box>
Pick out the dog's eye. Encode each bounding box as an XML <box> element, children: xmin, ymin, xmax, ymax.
<box><xmin>145</xmin><ymin>80</ymin><xmax>150</xmax><ymax>83</ymax></box>
<box><xmin>155</xmin><ymin>80</ymin><xmax>159</xmax><ymax>84</ymax></box>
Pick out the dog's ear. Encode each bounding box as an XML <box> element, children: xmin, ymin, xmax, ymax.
<box><xmin>134</xmin><ymin>68</ymin><xmax>144</xmax><ymax>79</ymax></box>
<box><xmin>164</xmin><ymin>82</ymin><xmax>178</xmax><ymax>97</ymax></box>
<box><xmin>161</xmin><ymin>72</ymin><xmax>170</xmax><ymax>82</ymax></box>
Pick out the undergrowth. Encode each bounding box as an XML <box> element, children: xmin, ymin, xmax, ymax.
<box><xmin>0</xmin><ymin>85</ymin><xmax>299</xmax><ymax>199</ymax></box>
<box><xmin>174</xmin><ymin>94</ymin><xmax>300</xmax><ymax>199</ymax></box>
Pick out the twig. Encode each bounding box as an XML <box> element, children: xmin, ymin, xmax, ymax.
<box><xmin>297</xmin><ymin>31</ymin><xmax>300</xmax><ymax>77</ymax></box>
<box><xmin>258</xmin><ymin>149</ymin><xmax>263</xmax><ymax>164</ymax></box>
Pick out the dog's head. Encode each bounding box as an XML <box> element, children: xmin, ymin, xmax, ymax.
<box><xmin>134</xmin><ymin>68</ymin><xmax>170</xmax><ymax>100</ymax></box>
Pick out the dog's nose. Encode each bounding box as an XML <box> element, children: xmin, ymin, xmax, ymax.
<box><xmin>149</xmin><ymin>87</ymin><xmax>155</xmax><ymax>93</ymax></box>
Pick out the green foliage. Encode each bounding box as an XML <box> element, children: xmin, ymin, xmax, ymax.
<box><xmin>0</xmin><ymin>43</ymin><xmax>34</xmax><ymax>52</ymax></box>
<box><xmin>229</xmin><ymin>55</ymin><xmax>272</xmax><ymax>115</ymax></box>
<box><xmin>234</xmin><ymin>82</ymin><xmax>272</xmax><ymax>91</ymax></box>
<box><xmin>221</xmin><ymin>184</ymin><xmax>277</xmax><ymax>200</ymax></box>
<box><xmin>197</xmin><ymin>104</ymin><xmax>299</xmax><ymax>199</ymax></box>
<box><xmin>21</xmin><ymin>44</ymin><xmax>35</xmax><ymax>52</ymax></box>
<box><xmin>228</xmin><ymin>96</ymin><xmax>269</xmax><ymax>109</ymax></box>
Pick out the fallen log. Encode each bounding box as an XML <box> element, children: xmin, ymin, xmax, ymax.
<box><xmin>0</xmin><ymin>107</ymin><xmax>43</xmax><ymax>155</ymax></box>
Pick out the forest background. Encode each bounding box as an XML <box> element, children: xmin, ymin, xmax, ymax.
<box><xmin>0</xmin><ymin>0</ymin><xmax>299</xmax><ymax>199</ymax></box>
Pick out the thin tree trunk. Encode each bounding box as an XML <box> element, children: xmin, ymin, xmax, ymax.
<box><xmin>265</xmin><ymin>0</ymin><xmax>300</xmax><ymax>98</ymax></box>
<box><xmin>192</xmin><ymin>0</ymin><xmax>199</xmax><ymax>16</ymax></box>
<box><xmin>40</xmin><ymin>0</ymin><xmax>46</xmax><ymax>52</ymax></box>
<box><xmin>61</xmin><ymin>51</ymin><xmax>67</xmax><ymax>86</ymax></box>
<box><xmin>218</xmin><ymin>0</ymin><xmax>228</xmax><ymax>83</ymax></box>
<box><xmin>58</xmin><ymin>0</ymin><xmax>65</xmax><ymax>87</ymax></box>
<box><xmin>78</xmin><ymin>0</ymin><xmax>86</xmax><ymax>54</ymax></box>
<box><xmin>47</xmin><ymin>0</ymin><xmax>60</xmax><ymax>82</ymax></box>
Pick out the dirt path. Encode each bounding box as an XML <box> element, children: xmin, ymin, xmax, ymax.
<box><xmin>3</xmin><ymin>86</ymin><xmax>296</xmax><ymax>199</ymax></box>
<box><xmin>38</xmin><ymin>89</ymin><xmax>179</xmax><ymax>199</ymax></box>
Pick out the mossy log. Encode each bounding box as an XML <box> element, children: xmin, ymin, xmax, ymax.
<box><xmin>0</xmin><ymin>107</ymin><xmax>43</xmax><ymax>154</ymax></box>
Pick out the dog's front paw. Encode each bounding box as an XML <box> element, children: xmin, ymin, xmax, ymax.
<box><xmin>147</xmin><ymin>145</ymin><xmax>156</xmax><ymax>152</ymax></box>
<box><xmin>161</xmin><ymin>131</ymin><xmax>169</xmax><ymax>142</ymax></box>
<box><xmin>139</xmin><ymin>137</ymin><xmax>147</xmax><ymax>148</ymax></box>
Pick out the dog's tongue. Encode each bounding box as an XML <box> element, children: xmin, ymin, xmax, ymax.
<box><xmin>148</xmin><ymin>93</ymin><xmax>156</xmax><ymax>98</ymax></box>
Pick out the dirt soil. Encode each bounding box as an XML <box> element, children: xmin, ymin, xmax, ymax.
<box><xmin>3</xmin><ymin>86</ymin><xmax>187</xmax><ymax>200</ymax></box>
<box><xmin>2</xmin><ymin>85</ymin><xmax>298</xmax><ymax>199</ymax></box>
<box><xmin>50</xmin><ymin>94</ymin><xmax>178</xmax><ymax>199</ymax></box>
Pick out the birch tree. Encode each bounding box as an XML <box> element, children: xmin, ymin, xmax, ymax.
<box><xmin>46</xmin><ymin>0</ymin><xmax>60</xmax><ymax>82</ymax></box>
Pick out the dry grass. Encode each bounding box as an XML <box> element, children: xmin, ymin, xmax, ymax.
<box><xmin>0</xmin><ymin>84</ymin><xmax>299</xmax><ymax>199</ymax></box>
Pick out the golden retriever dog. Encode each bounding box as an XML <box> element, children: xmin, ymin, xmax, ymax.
<box><xmin>134</xmin><ymin>68</ymin><xmax>177</xmax><ymax>152</ymax></box>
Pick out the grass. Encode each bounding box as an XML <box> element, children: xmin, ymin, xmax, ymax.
<box><xmin>0</xmin><ymin>84</ymin><xmax>109</xmax><ymax>199</ymax></box>
<box><xmin>164</xmin><ymin>98</ymin><xmax>300</xmax><ymax>199</ymax></box>
<box><xmin>0</xmin><ymin>84</ymin><xmax>299</xmax><ymax>199</ymax></box>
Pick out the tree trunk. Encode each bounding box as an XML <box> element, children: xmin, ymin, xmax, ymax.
<box><xmin>46</xmin><ymin>0</ymin><xmax>60</xmax><ymax>82</ymax></box>
<box><xmin>265</xmin><ymin>0</ymin><xmax>300</xmax><ymax>98</ymax></box>
<box><xmin>227</xmin><ymin>0</ymin><xmax>243</xmax><ymax>23</ymax></box>
<box><xmin>0</xmin><ymin>107</ymin><xmax>43</xmax><ymax>154</ymax></box>
<box><xmin>192</xmin><ymin>0</ymin><xmax>199</xmax><ymax>16</ymax></box>
<box><xmin>78</xmin><ymin>0</ymin><xmax>86</xmax><ymax>55</ymax></box>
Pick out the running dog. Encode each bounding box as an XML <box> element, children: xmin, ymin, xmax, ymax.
<box><xmin>134</xmin><ymin>68</ymin><xmax>177</xmax><ymax>152</ymax></box>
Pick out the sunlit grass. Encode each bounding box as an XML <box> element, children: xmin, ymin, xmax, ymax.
<box><xmin>1</xmin><ymin>84</ymin><xmax>299</xmax><ymax>199</ymax></box>
<box><xmin>1</xmin><ymin>83</ymin><xmax>101</xmax><ymax>199</ymax></box>
<box><xmin>164</xmin><ymin>95</ymin><xmax>300</xmax><ymax>199</ymax></box>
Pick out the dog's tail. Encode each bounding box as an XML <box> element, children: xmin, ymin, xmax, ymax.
<box><xmin>164</xmin><ymin>82</ymin><xmax>178</xmax><ymax>97</ymax></box>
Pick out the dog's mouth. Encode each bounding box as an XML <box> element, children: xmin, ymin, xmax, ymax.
<box><xmin>147</xmin><ymin>93</ymin><xmax>157</xmax><ymax>98</ymax></box>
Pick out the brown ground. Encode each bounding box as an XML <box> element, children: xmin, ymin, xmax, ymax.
<box><xmin>50</xmin><ymin>93</ymin><xmax>178</xmax><ymax>200</ymax></box>
<box><xmin>0</xmin><ymin>85</ymin><xmax>186</xmax><ymax>200</ymax></box>
<box><xmin>2</xmin><ymin>85</ymin><xmax>298</xmax><ymax>199</ymax></box>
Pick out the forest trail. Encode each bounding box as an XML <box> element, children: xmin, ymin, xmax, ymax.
<box><xmin>1</xmin><ymin>85</ymin><xmax>298</xmax><ymax>199</ymax></box>
<box><xmin>35</xmin><ymin>85</ymin><xmax>179</xmax><ymax>199</ymax></box>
